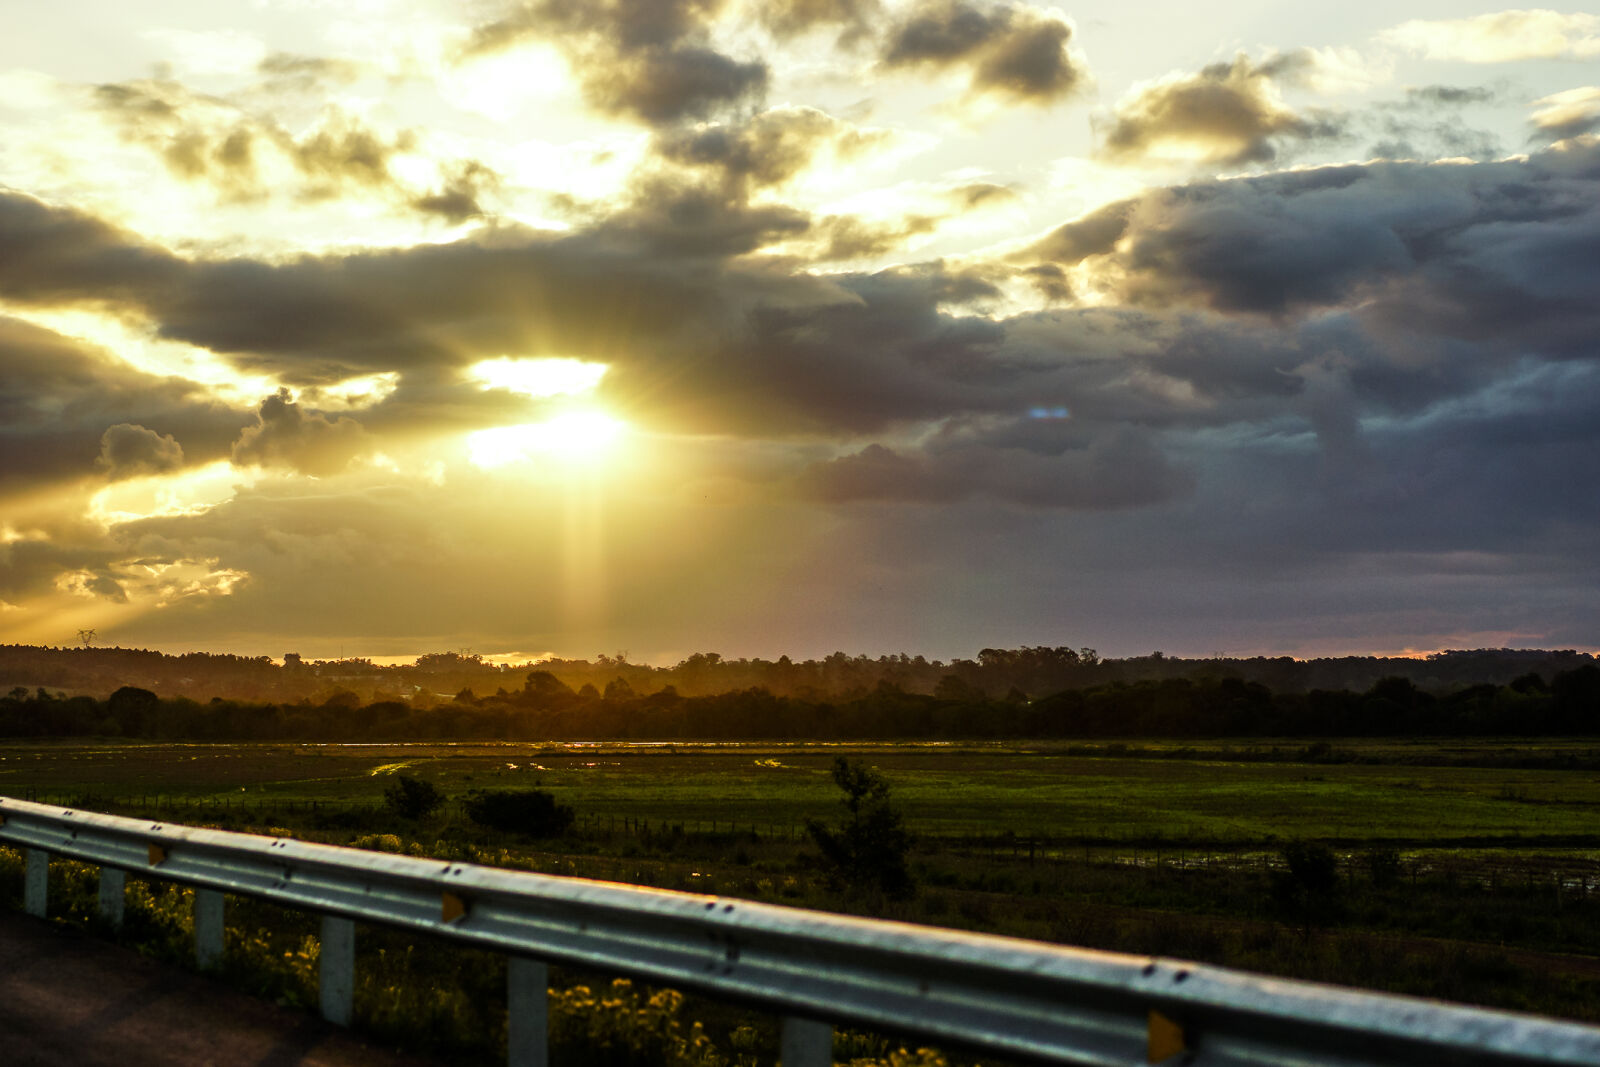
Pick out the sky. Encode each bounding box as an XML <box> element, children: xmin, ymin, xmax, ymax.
<box><xmin>1</xmin><ymin>0</ymin><xmax>1598</xmax><ymax>665</ymax></box>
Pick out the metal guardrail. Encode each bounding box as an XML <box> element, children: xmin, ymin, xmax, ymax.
<box><xmin>2</xmin><ymin>796</ymin><xmax>1599</xmax><ymax>1067</ymax></box>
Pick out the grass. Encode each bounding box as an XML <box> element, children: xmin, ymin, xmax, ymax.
<box><xmin>4</xmin><ymin>737</ymin><xmax>1600</xmax><ymax>1061</ymax></box>
<box><xmin>11</xmin><ymin>738</ymin><xmax>1600</xmax><ymax>844</ymax></box>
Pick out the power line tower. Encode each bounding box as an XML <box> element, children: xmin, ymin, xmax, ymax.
<box><xmin>76</xmin><ymin>628</ymin><xmax>97</xmax><ymax>648</ymax></box>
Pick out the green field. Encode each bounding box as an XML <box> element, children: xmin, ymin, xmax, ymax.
<box><xmin>8</xmin><ymin>738</ymin><xmax>1600</xmax><ymax>846</ymax></box>
<box><xmin>5</xmin><ymin>736</ymin><xmax>1600</xmax><ymax>1059</ymax></box>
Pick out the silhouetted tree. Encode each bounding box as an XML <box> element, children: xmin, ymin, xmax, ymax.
<box><xmin>1272</xmin><ymin>840</ymin><xmax>1343</xmax><ymax>933</ymax></box>
<box><xmin>806</xmin><ymin>757</ymin><xmax>914</xmax><ymax>899</ymax></box>
<box><xmin>383</xmin><ymin>774</ymin><xmax>444</xmax><ymax>820</ymax></box>
<box><xmin>463</xmin><ymin>789</ymin><xmax>574</xmax><ymax>837</ymax></box>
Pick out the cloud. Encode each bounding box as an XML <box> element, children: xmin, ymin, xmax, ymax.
<box><xmin>1531</xmin><ymin>86</ymin><xmax>1600</xmax><ymax>140</ymax></box>
<box><xmin>462</xmin><ymin>0</ymin><xmax>768</xmax><ymax>125</ymax></box>
<box><xmin>10</xmin><ymin>135</ymin><xmax>1600</xmax><ymax>503</ymax></box>
<box><xmin>653</xmin><ymin>106</ymin><xmax>895</xmax><ymax>189</ymax></box>
<box><xmin>756</xmin><ymin>0</ymin><xmax>881</xmax><ymax>41</ymax></box>
<box><xmin>94</xmin><ymin>79</ymin><xmax>415</xmax><ymax>202</ymax></box>
<box><xmin>879</xmin><ymin>0</ymin><xmax>1085</xmax><ymax>106</ymax></box>
<box><xmin>97</xmin><ymin>424</ymin><xmax>185</xmax><ymax>480</ymax></box>
<box><xmin>1026</xmin><ymin>140</ymin><xmax>1600</xmax><ymax>351</ymax></box>
<box><xmin>92</xmin><ymin>78</ymin><xmax>503</xmax><ymax>215</ymax></box>
<box><xmin>1380</xmin><ymin>10</ymin><xmax>1600</xmax><ymax>63</ymax></box>
<box><xmin>800</xmin><ymin>424</ymin><xmax>1192</xmax><ymax>508</ymax></box>
<box><xmin>231</xmin><ymin>389</ymin><xmax>370</xmax><ymax>476</ymax></box>
<box><xmin>254</xmin><ymin>52</ymin><xmax>365</xmax><ymax>95</ymax></box>
<box><xmin>412</xmin><ymin>160</ymin><xmax>502</xmax><ymax>221</ymax></box>
<box><xmin>0</xmin><ymin>314</ymin><xmax>243</xmax><ymax>496</ymax></box>
<box><xmin>0</xmin><ymin>191</ymin><xmax>185</xmax><ymax>309</ymax></box>
<box><xmin>1097</xmin><ymin>52</ymin><xmax>1345</xmax><ymax>168</ymax></box>
<box><xmin>1403</xmin><ymin>84</ymin><xmax>1501</xmax><ymax>108</ymax></box>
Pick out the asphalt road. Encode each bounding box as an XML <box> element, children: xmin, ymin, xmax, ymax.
<box><xmin>0</xmin><ymin>911</ymin><xmax>444</xmax><ymax>1067</ymax></box>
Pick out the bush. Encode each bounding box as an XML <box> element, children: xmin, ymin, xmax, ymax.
<box><xmin>1272</xmin><ymin>840</ymin><xmax>1344</xmax><ymax>930</ymax></box>
<box><xmin>1366</xmin><ymin>847</ymin><xmax>1402</xmax><ymax>889</ymax></box>
<box><xmin>463</xmin><ymin>788</ymin><xmax>574</xmax><ymax>837</ymax></box>
<box><xmin>805</xmin><ymin>757</ymin><xmax>914</xmax><ymax>899</ymax></box>
<box><xmin>383</xmin><ymin>774</ymin><xmax>444</xmax><ymax>820</ymax></box>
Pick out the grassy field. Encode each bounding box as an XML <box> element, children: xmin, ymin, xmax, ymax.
<box><xmin>4</xmin><ymin>737</ymin><xmax>1600</xmax><ymax>1063</ymax></box>
<box><xmin>8</xmin><ymin>738</ymin><xmax>1600</xmax><ymax>845</ymax></box>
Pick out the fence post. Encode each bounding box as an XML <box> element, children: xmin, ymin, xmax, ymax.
<box><xmin>321</xmin><ymin>915</ymin><xmax>355</xmax><ymax>1026</ymax></box>
<box><xmin>98</xmin><ymin>867</ymin><xmax>126</xmax><ymax>928</ymax></box>
<box><xmin>507</xmin><ymin>956</ymin><xmax>549</xmax><ymax>1067</ymax></box>
<box><xmin>194</xmin><ymin>888</ymin><xmax>225</xmax><ymax>968</ymax></box>
<box><xmin>781</xmin><ymin>1016</ymin><xmax>832</xmax><ymax>1067</ymax></box>
<box><xmin>24</xmin><ymin>848</ymin><xmax>48</xmax><ymax>917</ymax></box>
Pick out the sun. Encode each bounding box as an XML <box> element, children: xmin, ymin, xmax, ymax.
<box><xmin>467</xmin><ymin>410</ymin><xmax>626</xmax><ymax>469</ymax></box>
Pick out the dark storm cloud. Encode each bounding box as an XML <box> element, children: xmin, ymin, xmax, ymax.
<box><xmin>1026</xmin><ymin>141</ymin><xmax>1600</xmax><ymax>351</ymax></box>
<box><xmin>1098</xmin><ymin>52</ymin><xmax>1344</xmax><ymax>167</ymax></box>
<box><xmin>0</xmin><ymin>191</ymin><xmax>184</xmax><ymax>308</ymax></box>
<box><xmin>97</xmin><ymin>424</ymin><xmax>184</xmax><ymax>480</ymax></box>
<box><xmin>880</xmin><ymin>0</ymin><xmax>1084</xmax><ymax>105</ymax></box>
<box><xmin>0</xmin><ymin>315</ymin><xmax>244</xmax><ymax>494</ymax></box>
<box><xmin>8</xmin><ymin>140</ymin><xmax>1600</xmax><ymax>512</ymax></box>
<box><xmin>231</xmin><ymin>389</ymin><xmax>370</xmax><ymax>476</ymax></box>
<box><xmin>463</xmin><ymin>0</ymin><xmax>767</xmax><ymax>125</ymax></box>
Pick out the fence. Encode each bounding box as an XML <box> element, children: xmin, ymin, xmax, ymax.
<box><xmin>1</xmin><ymin>795</ymin><xmax>1598</xmax><ymax>1067</ymax></box>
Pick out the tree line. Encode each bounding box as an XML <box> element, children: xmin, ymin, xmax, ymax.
<box><xmin>2</xmin><ymin>664</ymin><xmax>1597</xmax><ymax>741</ymax></box>
<box><xmin>2</xmin><ymin>642</ymin><xmax>1592</xmax><ymax>707</ymax></box>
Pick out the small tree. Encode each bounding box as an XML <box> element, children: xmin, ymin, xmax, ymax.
<box><xmin>383</xmin><ymin>774</ymin><xmax>444</xmax><ymax>820</ymax></box>
<box><xmin>806</xmin><ymin>757</ymin><xmax>914</xmax><ymax>899</ymax></box>
<box><xmin>1272</xmin><ymin>840</ymin><xmax>1343</xmax><ymax>933</ymax></box>
<box><xmin>464</xmin><ymin>789</ymin><xmax>574</xmax><ymax>837</ymax></box>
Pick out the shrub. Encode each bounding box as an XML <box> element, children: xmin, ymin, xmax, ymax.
<box><xmin>462</xmin><ymin>788</ymin><xmax>574</xmax><ymax>837</ymax></box>
<box><xmin>383</xmin><ymin>774</ymin><xmax>444</xmax><ymax>820</ymax></box>
<box><xmin>805</xmin><ymin>756</ymin><xmax>915</xmax><ymax>899</ymax></box>
<box><xmin>1366</xmin><ymin>847</ymin><xmax>1402</xmax><ymax>889</ymax></box>
<box><xmin>1272</xmin><ymin>840</ymin><xmax>1344</xmax><ymax>931</ymax></box>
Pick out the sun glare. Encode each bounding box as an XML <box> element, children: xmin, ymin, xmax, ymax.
<box><xmin>466</xmin><ymin>357</ymin><xmax>609</xmax><ymax>397</ymax></box>
<box><xmin>89</xmin><ymin>460</ymin><xmax>254</xmax><ymax>526</ymax></box>
<box><xmin>467</xmin><ymin>411</ymin><xmax>626</xmax><ymax>469</ymax></box>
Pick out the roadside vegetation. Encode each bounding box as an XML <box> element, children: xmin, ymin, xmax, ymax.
<box><xmin>3</xmin><ymin>738</ymin><xmax>1600</xmax><ymax>1063</ymax></box>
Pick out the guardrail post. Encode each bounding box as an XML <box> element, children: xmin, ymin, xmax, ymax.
<box><xmin>781</xmin><ymin>1016</ymin><xmax>832</xmax><ymax>1067</ymax></box>
<box><xmin>97</xmin><ymin>867</ymin><xmax>125</xmax><ymax>928</ymax></box>
<box><xmin>194</xmin><ymin>888</ymin><xmax>224</xmax><ymax>969</ymax></box>
<box><xmin>23</xmin><ymin>848</ymin><xmax>48</xmax><ymax>917</ymax></box>
<box><xmin>320</xmin><ymin>915</ymin><xmax>355</xmax><ymax>1026</ymax></box>
<box><xmin>507</xmin><ymin>956</ymin><xmax>549</xmax><ymax>1067</ymax></box>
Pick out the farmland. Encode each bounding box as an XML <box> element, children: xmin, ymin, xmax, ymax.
<box><xmin>8</xmin><ymin>738</ymin><xmax>1600</xmax><ymax>844</ymax></box>
<box><xmin>4</xmin><ymin>737</ymin><xmax>1600</xmax><ymax>1062</ymax></box>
